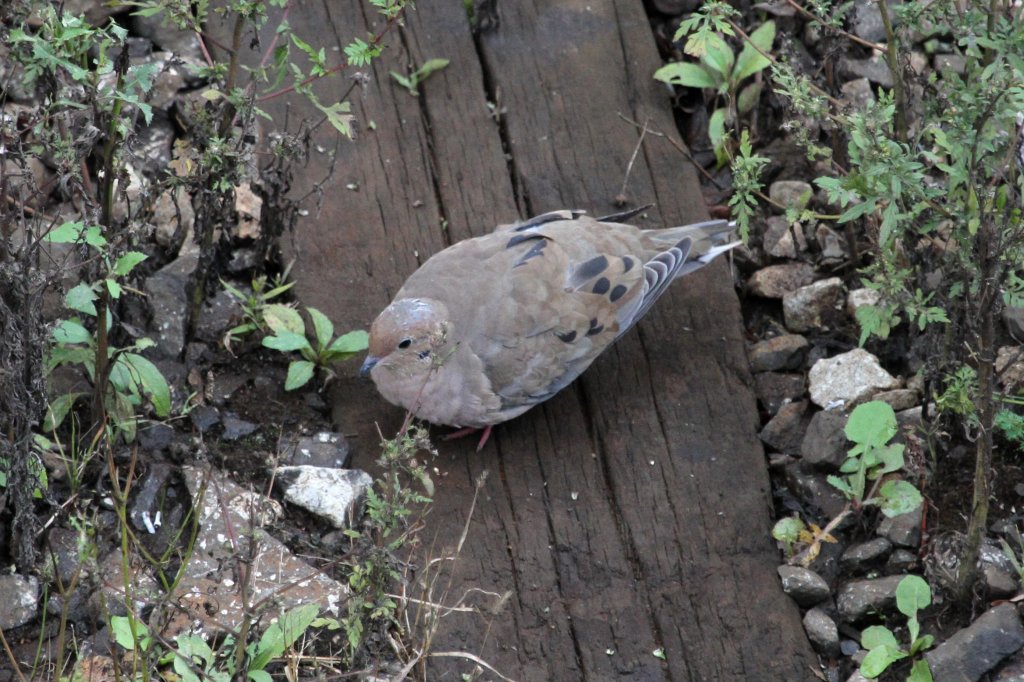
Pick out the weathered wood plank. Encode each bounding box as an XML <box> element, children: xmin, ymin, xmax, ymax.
<box><xmin>238</xmin><ymin>0</ymin><xmax>816</xmax><ymax>678</ymax></box>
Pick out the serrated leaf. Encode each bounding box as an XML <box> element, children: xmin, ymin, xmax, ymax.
<box><xmin>653</xmin><ymin>62</ymin><xmax>719</xmax><ymax>89</ymax></box>
<box><xmin>285</xmin><ymin>360</ymin><xmax>315</xmax><ymax>390</ymax></box>
<box><xmin>113</xmin><ymin>251</ymin><xmax>147</xmax><ymax>276</ymax></box>
<box><xmin>44</xmin><ymin>221</ymin><xmax>85</xmax><ymax>243</ymax></box>
<box><xmin>307</xmin><ymin>308</ymin><xmax>334</xmax><ymax>351</ymax></box>
<box><xmin>827</xmin><ymin>474</ymin><xmax>854</xmax><ymax>497</ymax></box>
<box><xmin>66</xmin><ymin>283</ymin><xmax>98</xmax><ymax>316</ymax></box>
<box><xmin>263</xmin><ymin>304</ymin><xmax>304</xmax><ymax>334</ymax></box>
<box><xmin>263</xmin><ymin>331</ymin><xmax>311</xmax><ymax>353</ymax></box>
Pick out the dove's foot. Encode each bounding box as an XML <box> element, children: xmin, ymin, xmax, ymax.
<box><xmin>443</xmin><ymin>425</ymin><xmax>493</xmax><ymax>451</ymax></box>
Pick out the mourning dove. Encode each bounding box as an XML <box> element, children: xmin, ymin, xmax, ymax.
<box><xmin>360</xmin><ymin>209</ymin><xmax>738</xmax><ymax>448</ymax></box>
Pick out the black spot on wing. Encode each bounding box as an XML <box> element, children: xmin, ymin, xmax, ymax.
<box><xmin>622</xmin><ymin>256</ymin><xmax>634</xmax><ymax>272</ymax></box>
<box><xmin>506</xmin><ymin>234</ymin><xmax>535</xmax><ymax>248</ymax></box>
<box><xmin>571</xmin><ymin>255</ymin><xmax>609</xmax><ymax>287</ymax></box>
<box><xmin>514</xmin><ymin>238</ymin><xmax>547</xmax><ymax>267</ymax></box>
<box><xmin>587</xmin><ymin>318</ymin><xmax>604</xmax><ymax>336</ymax></box>
<box><xmin>556</xmin><ymin>330</ymin><xmax>577</xmax><ymax>343</ymax></box>
<box><xmin>592</xmin><ymin>277</ymin><xmax>610</xmax><ymax>295</ymax></box>
<box><xmin>610</xmin><ymin>284</ymin><xmax>628</xmax><ymax>302</ymax></box>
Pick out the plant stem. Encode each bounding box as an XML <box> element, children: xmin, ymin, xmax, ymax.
<box><xmin>876</xmin><ymin>0</ymin><xmax>908</xmax><ymax>143</ymax></box>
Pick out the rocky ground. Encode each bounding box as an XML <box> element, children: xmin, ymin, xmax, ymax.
<box><xmin>3</xmin><ymin>0</ymin><xmax>1024</xmax><ymax>681</ymax></box>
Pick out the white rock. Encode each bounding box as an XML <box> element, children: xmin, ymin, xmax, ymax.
<box><xmin>275</xmin><ymin>466</ymin><xmax>373</xmax><ymax>529</ymax></box>
<box><xmin>846</xmin><ymin>287</ymin><xmax>881</xmax><ymax>317</ymax></box>
<box><xmin>809</xmin><ymin>348</ymin><xmax>899</xmax><ymax>409</ymax></box>
<box><xmin>783</xmin><ymin>277</ymin><xmax>844</xmax><ymax>332</ymax></box>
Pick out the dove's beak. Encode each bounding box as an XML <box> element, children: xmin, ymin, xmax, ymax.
<box><xmin>359</xmin><ymin>355</ymin><xmax>380</xmax><ymax>378</ymax></box>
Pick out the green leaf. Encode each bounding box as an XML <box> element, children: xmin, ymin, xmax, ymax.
<box><xmin>827</xmin><ymin>474</ymin><xmax>853</xmax><ymax>497</ymax></box>
<box><xmin>653</xmin><ymin>62</ymin><xmax>719</xmax><ymax>89</ymax></box>
<box><xmin>326</xmin><ymin>329</ymin><xmax>369</xmax><ymax>356</ymax></box>
<box><xmin>120</xmin><ymin>352</ymin><xmax>172</xmax><ymax>418</ymax></box>
<box><xmin>732</xmin><ymin>21</ymin><xmax>775</xmax><ymax>84</ymax></box>
<box><xmin>66</xmin><ymin>283</ymin><xmax>98</xmax><ymax>316</ymax></box>
<box><xmin>113</xmin><ymin>251</ymin><xmax>148</xmax><ymax>276</ymax></box>
<box><xmin>702</xmin><ymin>34</ymin><xmax>735</xmax><ymax>81</ymax></box>
<box><xmin>875</xmin><ymin>479</ymin><xmax>924</xmax><ymax>517</ymax></box>
<box><xmin>105</xmin><ymin>278</ymin><xmax>122</xmax><ymax>299</ymax></box>
<box><xmin>53</xmin><ymin>319</ymin><xmax>92</xmax><ymax>345</ymax></box>
<box><xmin>263</xmin><ymin>331</ymin><xmax>311</xmax><ymax>353</ymax></box>
<box><xmin>45</xmin><ymin>392</ymin><xmax>84</xmax><ymax>431</ymax></box>
<box><xmin>868</xmin><ymin>443</ymin><xmax>905</xmax><ymax>478</ymax></box>
<box><xmin>709</xmin><ymin>107</ymin><xmax>728</xmax><ymax>167</ymax></box>
<box><xmin>307</xmin><ymin>308</ymin><xmax>334</xmax><ymax>351</ymax></box>
<box><xmin>861</xmin><ymin>625</ymin><xmax>900</xmax><ymax>650</ymax></box>
<box><xmin>44</xmin><ymin>221</ymin><xmax>85</xmax><ymax>243</ymax></box>
<box><xmin>771</xmin><ymin>516</ymin><xmax>805</xmax><ymax>541</ymax></box>
<box><xmin>845</xmin><ymin>401</ymin><xmax>897</xmax><ymax>447</ymax></box>
<box><xmin>415</xmin><ymin>58</ymin><xmax>450</xmax><ymax>79</ymax></box>
<box><xmin>910</xmin><ymin>634</ymin><xmax>935</xmax><ymax>656</ymax></box>
<box><xmin>860</xmin><ymin>644</ymin><xmax>907</xmax><ymax>677</ymax></box>
<box><xmin>248</xmin><ymin>672</ymin><xmax>273</xmax><ymax>682</ymax></box>
<box><xmin>110</xmin><ymin>616</ymin><xmax>149</xmax><ymax>651</ymax></box>
<box><xmin>908</xmin><ymin>659</ymin><xmax>933</xmax><ymax>682</ymax></box>
<box><xmin>736</xmin><ymin>81</ymin><xmax>762</xmax><ymax>115</ymax></box>
<box><xmin>263</xmin><ymin>304</ymin><xmax>304</xmax><ymax>334</ymax></box>
<box><xmin>285</xmin><ymin>360</ymin><xmax>316</xmax><ymax>391</ymax></box>
<box><xmin>249</xmin><ymin>603</ymin><xmax>319</xmax><ymax>670</ymax></box>
<box><xmin>896</xmin><ymin>574</ymin><xmax>931</xmax><ymax>619</ymax></box>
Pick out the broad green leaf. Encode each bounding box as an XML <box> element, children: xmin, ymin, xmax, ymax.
<box><xmin>44</xmin><ymin>392</ymin><xmax>84</xmax><ymax>431</ymax></box>
<box><xmin>876</xmin><ymin>479</ymin><xmax>924</xmax><ymax>517</ymax></box>
<box><xmin>263</xmin><ymin>304</ymin><xmax>304</xmax><ymax>334</ymax></box>
<box><xmin>868</xmin><ymin>443</ymin><xmax>905</xmax><ymax>478</ymax></box>
<box><xmin>845</xmin><ymin>401</ymin><xmax>897</xmax><ymax>447</ymax></box>
<box><xmin>263</xmin><ymin>331</ymin><xmax>311</xmax><ymax>353</ymax></box>
<box><xmin>326</xmin><ymin>329</ymin><xmax>369</xmax><ymax>356</ymax></box>
<box><xmin>307</xmin><ymin>307</ymin><xmax>334</xmax><ymax>351</ymax></box>
<box><xmin>860</xmin><ymin>644</ymin><xmax>906</xmax><ymax>677</ymax></box>
<box><xmin>771</xmin><ymin>516</ymin><xmax>806</xmax><ymax>544</ymax></box>
<box><xmin>896</xmin><ymin>574</ymin><xmax>931</xmax><ymax>619</ymax></box>
<box><xmin>249</xmin><ymin>603</ymin><xmax>319</xmax><ymax>669</ymax></box>
<box><xmin>910</xmin><ymin>634</ymin><xmax>935</xmax><ymax>656</ymax></box>
<box><xmin>66</xmin><ymin>283</ymin><xmax>98</xmax><ymax>316</ymax></box>
<box><xmin>105</xmin><ymin>278</ymin><xmax>122</xmax><ymax>299</ymax></box>
<box><xmin>415</xmin><ymin>58</ymin><xmax>450</xmax><ymax>79</ymax></box>
<box><xmin>733</xmin><ymin>21</ymin><xmax>775</xmax><ymax>84</ymax></box>
<box><xmin>861</xmin><ymin>625</ymin><xmax>900</xmax><ymax>650</ymax></box>
<box><xmin>110</xmin><ymin>616</ymin><xmax>149</xmax><ymax>651</ymax></box>
<box><xmin>53</xmin><ymin>319</ymin><xmax>91</xmax><ymax>345</ymax></box>
<box><xmin>653</xmin><ymin>62</ymin><xmax>718</xmax><ymax>89</ymax></box>
<box><xmin>709</xmin><ymin>107</ymin><xmax>728</xmax><ymax>167</ymax></box>
<box><xmin>702</xmin><ymin>34</ymin><xmax>735</xmax><ymax>81</ymax></box>
<box><xmin>44</xmin><ymin>221</ymin><xmax>85</xmax><ymax>243</ymax></box>
<box><xmin>113</xmin><ymin>251</ymin><xmax>147</xmax><ymax>276</ymax></box>
<box><xmin>908</xmin><ymin>659</ymin><xmax>933</xmax><ymax>682</ymax></box>
<box><xmin>121</xmin><ymin>352</ymin><xmax>172</xmax><ymax>417</ymax></box>
<box><xmin>248</xmin><ymin>672</ymin><xmax>273</xmax><ymax>682</ymax></box>
<box><xmin>285</xmin><ymin>360</ymin><xmax>315</xmax><ymax>391</ymax></box>
<box><xmin>736</xmin><ymin>81</ymin><xmax>762</xmax><ymax>115</ymax></box>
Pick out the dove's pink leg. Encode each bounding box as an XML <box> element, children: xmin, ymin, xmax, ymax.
<box><xmin>443</xmin><ymin>425</ymin><xmax>493</xmax><ymax>451</ymax></box>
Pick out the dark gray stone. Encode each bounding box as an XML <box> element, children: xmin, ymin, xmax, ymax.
<box><xmin>783</xmin><ymin>462</ymin><xmax>849</xmax><ymax>520</ymax></box>
<box><xmin>803</xmin><ymin>607</ymin><xmax>840</xmax><ymax>655</ymax></box>
<box><xmin>925</xmin><ymin>604</ymin><xmax>1024</xmax><ymax>681</ymax></box>
<box><xmin>877</xmin><ymin>507</ymin><xmax>922</xmax><ymax>548</ymax></box>
<box><xmin>144</xmin><ymin>249</ymin><xmax>197</xmax><ymax>359</ymax></box>
<box><xmin>137</xmin><ymin>422</ymin><xmax>175</xmax><ymax>452</ymax></box>
<box><xmin>778</xmin><ymin>565</ymin><xmax>831</xmax><ymax>607</ymax></box>
<box><xmin>836</xmin><ymin>575</ymin><xmax>903</xmax><ymax>622</ymax></box>
<box><xmin>190</xmin><ymin>404</ymin><xmax>220</xmax><ymax>433</ymax></box>
<box><xmin>749</xmin><ymin>334</ymin><xmax>810</xmax><ymax>373</ymax></box>
<box><xmin>840</xmin><ymin>537</ymin><xmax>892</xmax><ymax>572</ymax></box>
<box><xmin>278</xmin><ymin>431</ymin><xmax>352</xmax><ymax>469</ymax></box>
<box><xmin>769</xmin><ymin>180</ymin><xmax>814</xmax><ymax>212</ymax></box>
<box><xmin>801</xmin><ymin>409</ymin><xmax>849</xmax><ymax>471</ymax></box>
<box><xmin>886</xmin><ymin>549</ymin><xmax>919</xmax><ymax>572</ymax></box>
<box><xmin>851</xmin><ymin>0</ymin><xmax>895</xmax><ymax>43</ymax></box>
<box><xmin>221</xmin><ymin>412</ymin><xmax>258</xmax><ymax>441</ymax></box>
<box><xmin>755</xmin><ymin>372</ymin><xmax>807</xmax><ymax>416</ymax></box>
<box><xmin>760</xmin><ymin>400</ymin><xmax>810</xmax><ymax>453</ymax></box>
<box><xmin>840</xmin><ymin>56</ymin><xmax>894</xmax><ymax>87</ymax></box>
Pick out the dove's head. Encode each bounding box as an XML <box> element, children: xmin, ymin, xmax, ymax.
<box><xmin>360</xmin><ymin>298</ymin><xmax>450</xmax><ymax>379</ymax></box>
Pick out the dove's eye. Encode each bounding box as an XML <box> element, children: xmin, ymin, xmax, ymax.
<box><xmin>397</xmin><ymin>338</ymin><xmax>412</xmax><ymax>349</ymax></box>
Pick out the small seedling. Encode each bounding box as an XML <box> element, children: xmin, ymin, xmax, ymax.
<box><xmin>390</xmin><ymin>58</ymin><xmax>450</xmax><ymax>96</ymax></box>
<box><xmin>654</xmin><ymin>21</ymin><xmax>775</xmax><ymax>166</ymax></box>
<box><xmin>859</xmin><ymin>575</ymin><xmax>934</xmax><ymax>680</ymax></box>
<box><xmin>261</xmin><ymin>306</ymin><xmax>368</xmax><ymax>390</ymax></box>
<box><xmin>222</xmin><ymin>272</ymin><xmax>296</xmax><ymax>346</ymax></box>
<box><xmin>828</xmin><ymin>401</ymin><xmax>923</xmax><ymax>517</ymax></box>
